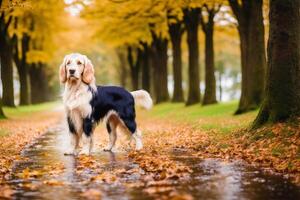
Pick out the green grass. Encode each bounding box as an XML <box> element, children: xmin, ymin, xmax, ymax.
<box><xmin>0</xmin><ymin>129</ymin><xmax>10</xmax><ymax>137</ymax></box>
<box><xmin>2</xmin><ymin>101</ymin><xmax>60</xmax><ymax>119</ymax></box>
<box><xmin>146</xmin><ymin>101</ymin><xmax>258</xmax><ymax>134</ymax></box>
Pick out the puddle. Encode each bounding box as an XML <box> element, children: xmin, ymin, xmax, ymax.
<box><xmin>7</xmin><ymin>126</ymin><xmax>300</xmax><ymax>200</ymax></box>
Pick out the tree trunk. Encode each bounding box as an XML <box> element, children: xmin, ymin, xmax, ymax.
<box><xmin>253</xmin><ymin>0</ymin><xmax>300</xmax><ymax>127</ymax></box>
<box><xmin>29</xmin><ymin>63</ymin><xmax>50</xmax><ymax>104</ymax></box>
<box><xmin>0</xmin><ymin>35</ymin><xmax>15</xmax><ymax>107</ymax></box>
<box><xmin>229</xmin><ymin>0</ymin><xmax>266</xmax><ymax>114</ymax></box>
<box><xmin>141</xmin><ymin>43</ymin><xmax>151</xmax><ymax>92</ymax></box>
<box><xmin>151</xmin><ymin>36</ymin><xmax>169</xmax><ymax>103</ymax></box>
<box><xmin>127</xmin><ymin>46</ymin><xmax>141</xmax><ymax>91</ymax></box>
<box><xmin>203</xmin><ymin>26</ymin><xmax>217</xmax><ymax>105</ymax></box>
<box><xmin>0</xmin><ymin>97</ymin><xmax>5</xmax><ymax>118</ymax></box>
<box><xmin>184</xmin><ymin>8</ymin><xmax>201</xmax><ymax>105</ymax></box>
<box><xmin>200</xmin><ymin>8</ymin><xmax>218</xmax><ymax>105</ymax></box>
<box><xmin>116</xmin><ymin>49</ymin><xmax>128</xmax><ymax>87</ymax></box>
<box><xmin>169</xmin><ymin>22</ymin><xmax>184</xmax><ymax>102</ymax></box>
<box><xmin>13</xmin><ymin>33</ymin><xmax>31</xmax><ymax>105</ymax></box>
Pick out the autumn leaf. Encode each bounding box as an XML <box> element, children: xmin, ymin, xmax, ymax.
<box><xmin>80</xmin><ymin>189</ymin><xmax>102</xmax><ymax>200</ymax></box>
<box><xmin>43</xmin><ymin>179</ymin><xmax>64</xmax><ymax>186</ymax></box>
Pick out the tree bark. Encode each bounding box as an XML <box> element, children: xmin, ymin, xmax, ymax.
<box><xmin>29</xmin><ymin>63</ymin><xmax>51</xmax><ymax>104</ymax></box>
<box><xmin>151</xmin><ymin>35</ymin><xmax>169</xmax><ymax>103</ymax></box>
<box><xmin>0</xmin><ymin>35</ymin><xmax>15</xmax><ymax>107</ymax></box>
<box><xmin>253</xmin><ymin>0</ymin><xmax>300</xmax><ymax>127</ymax></box>
<box><xmin>200</xmin><ymin>7</ymin><xmax>218</xmax><ymax>105</ymax></box>
<box><xmin>13</xmin><ymin>33</ymin><xmax>31</xmax><ymax>105</ymax></box>
<box><xmin>127</xmin><ymin>46</ymin><xmax>141</xmax><ymax>90</ymax></box>
<box><xmin>169</xmin><ymin>22</ymin><xmax>184</xmax><ymax>102</ymax></box>
<box><xmin>0</xmin><ymin>97</ymin><xmax>5</xmax><ymax>118</ymax></box>
<box><xmin>184</xmin><ymin>8</ymin><xmax>201</xmax><ymax>105</ymax></box>
<box><xmin>141</xmin><ymin>43</ymin><xmax>151</xmax><ymax>92</ymax></box>
<box><xmin>116</xmin><ymin>49</ymin><xmax>129</xmax><ymax>87</ymax></box>
<box><xmin>0</xmin><ymin>3</ymin><xmax>15</xmax><ymax>107</ymax></box>
<box><xmin>229</xmin><ymin>0</ymin><xmax>266</xmax><ymax>114</ymax></box>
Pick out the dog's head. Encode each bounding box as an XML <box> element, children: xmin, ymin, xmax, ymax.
<box><xmin>59</xmin><ymin>53</ymin><xmax>95</xmax><ymax>85</ymax></box>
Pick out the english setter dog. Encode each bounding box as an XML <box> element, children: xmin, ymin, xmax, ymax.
<box><xmin>59</xmin><ymin>53</ymin><xmax>152</xmax><ymax>155</ymax></box>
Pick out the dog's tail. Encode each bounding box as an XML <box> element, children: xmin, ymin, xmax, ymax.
<box><xmin>131</xmin><ymin>90</ymin><xmax>153</xmax><ymax>110</ymax></box>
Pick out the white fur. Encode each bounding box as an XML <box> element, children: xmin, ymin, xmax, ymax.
<box><xmin>132</xmin><ymin>129</ymin><xmax>143</xmax><ymax>150</ymax></box>
<box><xmin>131</xmin><ymin>90</ymin><xmax>153</xmax><ymax>110</ymax></box>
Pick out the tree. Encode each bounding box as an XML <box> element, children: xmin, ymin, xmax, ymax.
<box><xmin>127</xmin><ymin>46</ymin><xmax>141</xmax><ymax>90</ymax></box>
<box><xmin>0</xmin><ymin>0</ymin><xmax>15</xmax><ymax>107</ymax></box>
<box><xmin>116</xmin><ymin>48</ymin><xmax>130</xmax><ymax>88</ymax></box>
<box><xmin>12</xmin><ymin>18</ymin><xmax>31</xmax><ymax>105</ymax></box>
<box><xmin>141</xmin><ymin>42</ymin><xmax>151</xmax><ymax>92</ymax></box>
<box><xmin>200</xmin><ymin>4</ymin><xmax>221</xmax><ymax>105</ymax></box>
<box><xmin>229</xmin><ymin>0</ymin><xmax>266</xmax><ymax>114</ymax></box>
<box><xmin>23</xmin><ymin>0</ymin><xmax>66</xmax><ymax>103</ymax></box>
<box><xmin>169</xmin><ymin>21</ymin><xmax>184</xmax><ymax>102</ymax></box>
<box><xmin>184</xmin><ymin>7</ymin><xmax>201</xmax><ymax>105</ymax></box>
<box><xmin>29</xmin><ymin>63</ymin><xmax>52</xmax><ymax>104</ymax></box>
<box><xmin>0</xmin><ymin>97</ymin><xmax>5</xmax><ymax>118</ymax></box>
<box><xmin>151</xmin><ymin>34</ymin><xmax>169</xmax><ymax>103</ymax></box>
<box><xmin>253</xmin><ymin>0</ymin><xmax>300</xmax><ymax>127</ymax></box>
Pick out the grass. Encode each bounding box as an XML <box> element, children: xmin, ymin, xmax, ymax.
<box><xmin>2</xmin><ymin>101</ymin><xmax>60</xmax><ymax>119</ymax></box>
<box><xmin>146</xmin><ymin>101</ymin><xmax>258</xmax><ymax>134</ymax></box>
<box><xmin>0</xmin><ymin>129</ymin><xmax>10</xmax><ymax>137</ymax></box>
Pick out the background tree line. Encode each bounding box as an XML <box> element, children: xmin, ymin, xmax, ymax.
<box><xmin>0</xmin><ymin>0</ymin><xmax>299</xmax><ymax>128</ymax></box>
<box><xmin>0</xmin><ymin>0</ymin><xmax>66</xmax><ymax>117</ymax></box>
<box><xmin>84</xmin><ymin>0</ymin><xmax>266</xmax><ymax>112</ymax></box>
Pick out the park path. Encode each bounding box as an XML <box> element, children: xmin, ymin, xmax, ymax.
<box><xmin>6</xmin><ymin>120</ymin><xmax>300</xmax><ymax>200</ymax></box>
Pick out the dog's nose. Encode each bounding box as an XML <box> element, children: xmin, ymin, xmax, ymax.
<box><xmin>69</xmin><ymin>69</ymin><xmax>75</xmax><ymax>75</ymax></box>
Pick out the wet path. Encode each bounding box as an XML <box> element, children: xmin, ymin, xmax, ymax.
<box><xmin>7</xmin><ymin>125</ymin><xmax>300</xmax><ymax>200</ymax></box>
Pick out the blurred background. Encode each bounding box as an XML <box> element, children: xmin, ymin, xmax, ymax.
<box><xmin>0</xmin><ymin>0</ymin><xmax>269</xmax><ymax>114</ymax></box>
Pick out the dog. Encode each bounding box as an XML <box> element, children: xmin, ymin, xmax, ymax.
<box><xmin>59</xmin><ymin>53</ymin><xmax>153</xmax><ymax>155</ymax></box>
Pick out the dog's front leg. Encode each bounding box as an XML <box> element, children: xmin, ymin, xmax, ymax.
<box><xmin>80</xmin><ymin>118</ymin><xmax>94</xmax><ymax>155</ymax></box>
<box><xmin>64</xmin><ymin>133</ymin><xmax>80</xmax><ymax>156</ymax></box>
<box><xmin>104</xmin><ymin>121</ymin><xmax>117</xmax><ymax>151</ymax></box>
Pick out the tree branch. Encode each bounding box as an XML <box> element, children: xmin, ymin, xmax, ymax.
<box><xmin>228</xmin><ymin>0</ymin><xmax>242</xmax><ymax>21</ymax></box>
<box><xmin>199</xmin><ymin>8</ymin><xmax>207</xmax><ymax>33</ymax></box>
<box><xmin>4</xmin><ymin>15</ymin><xmax>12</xmax><ymax>32</ymax></box>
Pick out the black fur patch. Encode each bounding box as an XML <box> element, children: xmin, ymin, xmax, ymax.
<box><xmin>67</xmin><ymin>116</ymin><xmax>76</xmax><ymax>134</ymax></box>
<box><xmin>83</xmin><ymin>118</ymin><xmax>93</xmax><ymax>137</ymax></box>
<box><xmin>90</xmin><ymin>86</ymin><xmax>137</xmax><ymax>134</ymax></box>
<box><xmin>106</xmin><ymin>123</ymin><xmax>111</xmax><ymax>133</ymax></box>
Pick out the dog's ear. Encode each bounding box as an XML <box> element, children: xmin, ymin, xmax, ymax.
<box><xmin>82</xmin><ymin>55</ymin><xmax>95</xmax><ymax>84</ymax></box>
<box><xmin>59</xmin><ymin>55</ymin><xmax>68</xmax><ymax>84</ymax></box>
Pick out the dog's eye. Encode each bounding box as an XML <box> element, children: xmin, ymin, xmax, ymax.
<box><xmin>77</xmin><ymin>61</ymin><xmax>82</xmax><ymax>65</ymax></box>
<box><xmin>67</xmin><ymin>60</ymin><xmax>71</xmax><ymax>65</ymax></box>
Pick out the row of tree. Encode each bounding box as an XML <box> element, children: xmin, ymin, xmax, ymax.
<box><xmin>0</xmin><ymin>0</ymin><xmax>65</xmax><ymax>117</ymax></box>
<box><xmin>84</xmin><ymin>0</ymin><xmax>266</xmax><ymax>114</ymax></box>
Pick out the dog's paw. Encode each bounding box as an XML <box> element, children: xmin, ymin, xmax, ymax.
<box><xmin>103</xmin><ymin>146</ymin><xmax>112</xmax><ymax>152</ymax></box>
<box><xmin>64</xmin><ymin>149</ymin><xmax>78</xmax><ymax>156</ymax></box>
<box><xmin>135</xmin><ymin>141</ymin><xmax>143</xmax><ymax>151</ymax></box>
<box><xmin>135</xmin><ymin>146</ymin><xmax>143</xmax><ymax>151</ymax></box>
<box><xmin>79</xmin><ymin>149</ymin><xmax>91</xmax><ymax>155</ymax></box>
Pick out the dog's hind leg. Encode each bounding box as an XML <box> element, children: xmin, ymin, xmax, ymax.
<box><xmin>104</xmin><ymin>117</ymin><xmax>118</xmax><ymax>151</ymax></box>
<box><xmin>132</xmin><ymin>129</ymin><xmax>143</xmax><ymax>151</ymax></box>
<box><xmin>123</xmin><ymin>119</ymin><xmax>143</xmax><ymax>151</ymax></box>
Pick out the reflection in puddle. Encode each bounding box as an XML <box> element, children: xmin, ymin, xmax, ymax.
<box><xmin>8</xmin><ymin>125</ymin><xmax>300</xmax><ymax>200</ymax></box>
